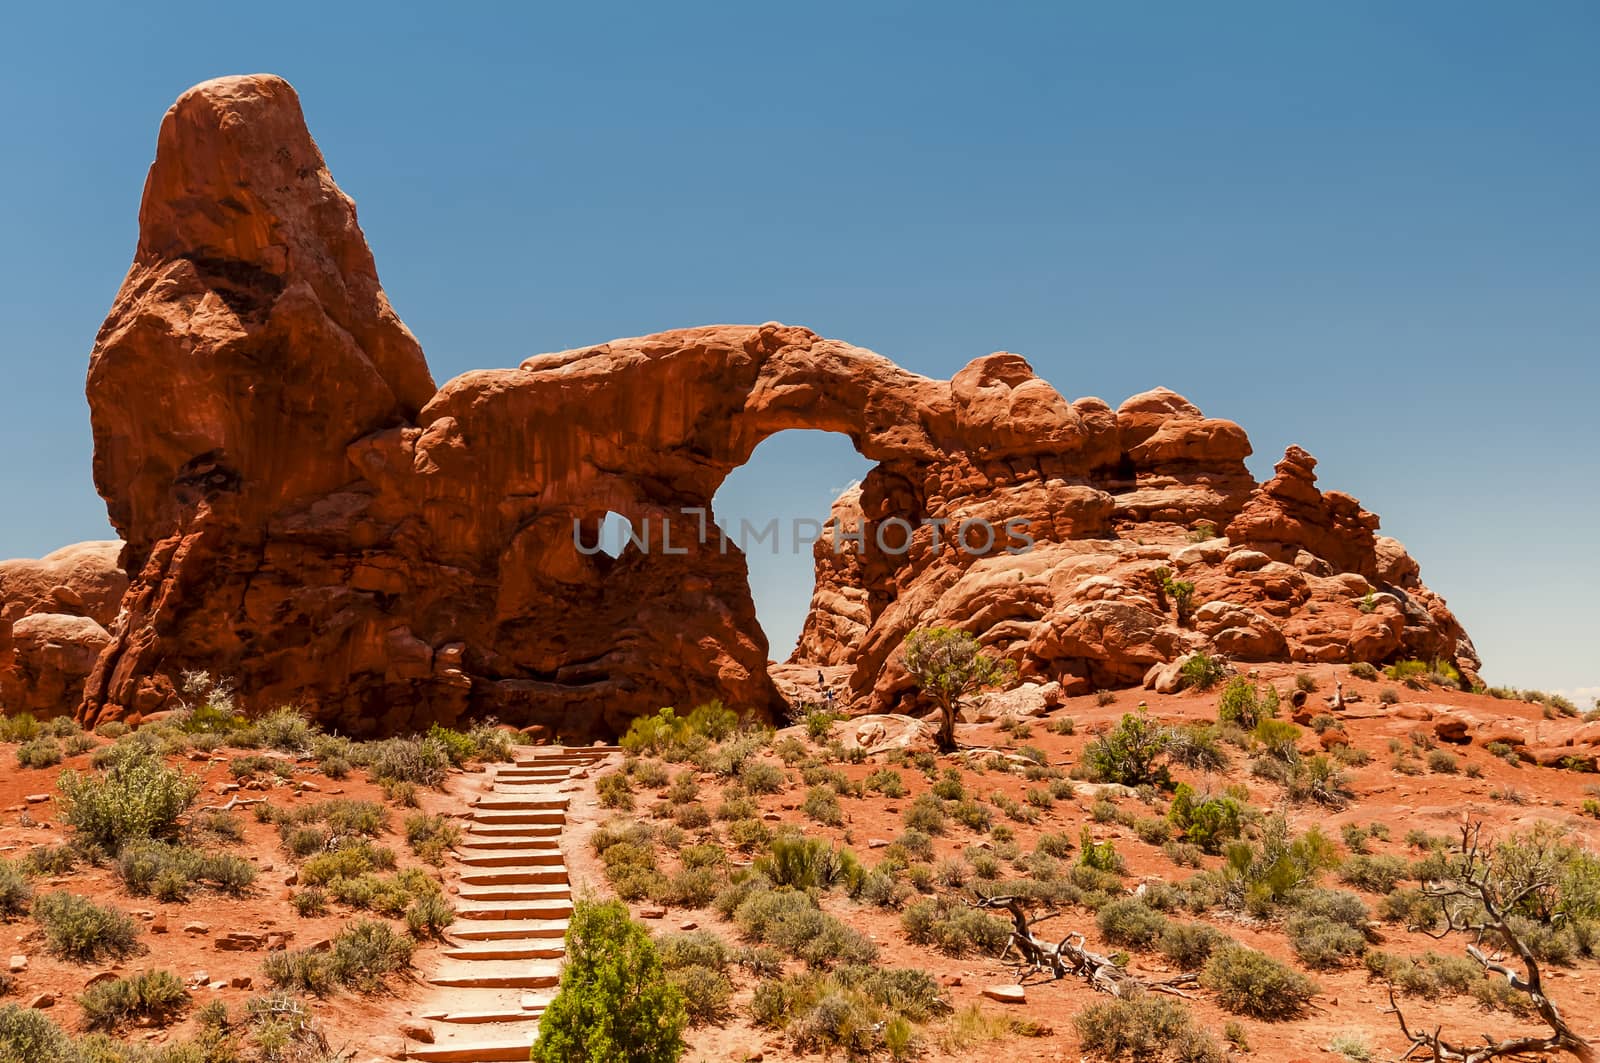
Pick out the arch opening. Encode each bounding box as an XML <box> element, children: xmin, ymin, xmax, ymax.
<box><xmin>712</xmin><ymin>430</ymin><xmax>872</xmax><ymax>663</ymax></box>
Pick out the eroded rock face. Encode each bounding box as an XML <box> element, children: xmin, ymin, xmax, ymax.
<box><xmin>0</xmin><ymin>542</ymin><xmax>126</xmax><ymax>717</ymax></box>
<box><xmin>64</xmin><ymin>73</ymin><xmax>1479</xmax><ymax>736</ymax></box>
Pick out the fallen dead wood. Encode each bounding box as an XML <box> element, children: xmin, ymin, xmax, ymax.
<box><xmin>972</xmin><ymin>894</ymin><xmax>1198</xmax><ymax>996</ymax></box>
<box><xmin>199</xmin><ymin>795</ymin><xmax>269</xmax><ymax>813</ymax></box>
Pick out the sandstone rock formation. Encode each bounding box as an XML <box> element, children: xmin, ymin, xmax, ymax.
<box><xmin>0</xmin><ymin>542</ymin><xmax>126</xmax><ymax>717</ymax></box>
<box><xmin>50</xmin><ymin>73</ymin><xmax>1478</xmax><ymax>737</ymax></box>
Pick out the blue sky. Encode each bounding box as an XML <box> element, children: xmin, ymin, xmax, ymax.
<box><xmin>1</xmin><ymin>2</ymin><xmax>1595</xmax><ymax>697</ymax></box>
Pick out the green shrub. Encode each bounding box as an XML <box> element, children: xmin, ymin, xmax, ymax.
<box><xmin>116</xmin><ymin>841</ymin><xmax>257</xmax><ymax>900</ymax></box>
<box><xmin>1083</xmin><ymin>708</ymin><xmax>1171</xmax><ymax>787</ymax></box>
<box><xmin>78</xmin><ymin>969</ymin><xmax>189</xmax><ymax>1030</ymax></box>
<box><xmin>739</xmin><ymin>759</ymin><xmax>786</xmax><ymax>794</ymax></box>
<box><xmin>1178</xmin><ymin>652</ymin><xmax>1227</xmax><ymax>692</ymax></box>
<box><xmin>736</xmin><ymin>888</ymin><xmax>878</xmax><ymax>967</ymax></box>
<box><xmin>21</xmin><ymin>844</ymin><xmax>76</xmax><ymax>876</ymax></box>
<box><xmin>1426</xmin><ymin>749</ymin><xmax>1459</xmax><ymax>774</ymax></box>
<box><xmin>263</xmin><ymin>948</ymin><xmax>336</xmax><ymax>995</ymax></box>
<box><xmin>534</xmin><ymin>899</ymin><xmax>686</xmax><ymax>1063</ymax></box>
<box><xmin>32</xmin><ymin>892</ymin><xmax>141</xmax><ymax>963</ymax></box>
<box><xmin>1166</xmin><ymin>785</ymin><xmax>1245</xmax><ymax>854</ymax></box>
<box><xmin>57</xmin><ymin>754</ymin><xmax>201</xmax><ymax>853</ymax></box>
<box><xmin>1252</xmin><ymin>718</ymin><xmax>1301</xmax><ymax>760</ymax></box>
<box><xmin>1166</xmin><ymin>724</ymin><xmax>1229</xmax><ymax>772</ymax></box>
<box><xmin>596</xmin><ymin>771</ymin><xmax>634</xmax><ymax>810</ymax></box>
<box><xmin>1200</xmin><ymin>945</ymin><xmax>1317</xmax><ymax>1019</ymax></box>
<box><xmin>1216</xmin><ymin>677</ymin><xmax>1275</xmax><ymax>729</ymax></box>
<box><xmin>1079</xmin><ymin>828</ymin><xmax>1125</xmax><ymax>874</ymax></box>
<box><xmin>1073</xmin><ymin>991</ymin><xmax>1225</xmax><ymax>1062</ymax></box>
<box><xmin>1348</xmin><ymin>662</ymin><xmax>1379</xmax><ymax>680</ymax></box>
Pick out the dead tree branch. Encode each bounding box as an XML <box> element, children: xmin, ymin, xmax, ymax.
<box><xmin>1388</xmin><ymin>817</ymin><xmax>1594</xmax><ymax>1063</ymax></box>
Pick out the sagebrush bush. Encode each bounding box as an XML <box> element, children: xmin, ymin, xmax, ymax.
<box><xmin>0</xmin><ymin>860</ymin><xmax>32</xmax><ymax>919</ymax></box>
<box><xmin>330</xmin><ymin>918</ymin><xmax>414</xmax><ymax>990</ymax></box>
<box><xmin>900</xmin><ymin>897</ymin><xmax>1011</xmax><ymax>956</ymax></box>
<box><xmin>534</xmin><ymin>899</ymin><xmax>686</xmax><ymax>1063</ymax></box>
<box><xmin>0</xmin><ymin>1004</ymin><xmax>72</xmax><ymax>1062</ymax></box>
<box><xmin>1200</xmin><ymin>945</ymin><xmax>1317</xmax><ymax>1019</ymax></box>
<box><xmin>33</xmin><ymin>891</ymin><xmax>141</xmax><ymax>963</ymax></box>
<box><xmin>755</xmin><ymin>837</ymin><xmax>857</xmax><ymax>891</ymax></box>
<box><xmin>57</xmin><ymin>753</ymin><xmax>200</xmax><ymax>853</ymax></box>
<box><xmin>116</xmin><ymin>840</ymin><xmax>256</xmax><ymax>900</ymax></box>
<box><xmin>366</xmin><ymin>736</ymin><xmax>451</xmax><ymax>788</ymax></box>
<box><xmin>1157</xmin><ymin>921</ymin><xmax>1229</xmax><ymax>969</ymax></box>
<box><xmin>1340</xmin><ymin>854</ymin><xmax>1409</xmax><ymax>894</ymax></box>
<box><xmin>736</xmin><ymin>887</ymin><xmax>878</xmax><ymax>967</ymax></box>
<box><xmin>78</xmin><ymin>969</ymin><xmax>189</xmax><ymax>1030</ymax></box>
<box><xmin>0</xmin><ymin>713</ymin><xmax>41</xmax><ymax>743</ymax></box>
<box><xmin>1286</xmin><ymin>913</ymin><xmax>1367</xmax><ymax>968</ymax></box>
<box><xmin>16</xmin><ymin>737</ymin><xmax>62</xmax><ymax>769</ymax></box>
<box><xmin>1096</xmin><ymin>898</ymin><xmax>1169</xmax><ymax>950</ymax></box>
<box><xmin>403</xmin><ymin>812</ymin><xmax>461</xmax><ymax>865</ymax></box>
<box><xmin>1073</xmin><ymin>991</ymin><xmax>1225</xmax><ymax>1062</ymax></box>
<box><xmin>801</xmin><ymin>785</ymin><xmax>844</xmax><ymax>827</ymax></box>
<box><xmin>405</xmin><ymin>892</ymin><xmax>456</xmax><ymax>938</ymax></box>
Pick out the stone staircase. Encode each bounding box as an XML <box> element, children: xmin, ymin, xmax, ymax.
<box><xmin>404</xmin><ymin>746</ymin><xmax>619</xmax><ymax>1063</ymax></box>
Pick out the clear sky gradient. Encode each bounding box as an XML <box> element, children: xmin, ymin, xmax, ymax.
<box><xmin>1</xmin><ymin>2</ymin><xmax>1594</xmax><ymax>697</ymax></box>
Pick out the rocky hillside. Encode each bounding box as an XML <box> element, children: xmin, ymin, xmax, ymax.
<box><xmin>0</xmin><ymin>73</ymin><xmax>1475</xmax><ymax>741</ymax></box>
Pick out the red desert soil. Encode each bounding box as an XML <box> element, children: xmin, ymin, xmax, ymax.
<box><xmin>0</xmin><ymin>741</ymin><xmax>475</xmax><ymax>1055</ymax></box>
<box><xmin>0</xmin><ymin>672</ymin><xmax>1593</xmax><ymax>1062</ymax></box>
<box><xmin>565</xmin><ymin>668</ymin><xmax>1599</xmax><ymax>1062</ymax></box>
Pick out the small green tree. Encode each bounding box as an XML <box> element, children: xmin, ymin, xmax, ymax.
<box><xmin>533</xmin><ymin>899</ymin><xmax>686</xmax><ymax>1063</ymax></box>
<box><xmin>1082</xmin><ymin>706</ymin><xmax>1173</xmax><ymax>787</ymax></box>
<box><xmin>901</xmin><ymin>627</ymin><xmax>1015</xmax><ymax>753</ymax></box>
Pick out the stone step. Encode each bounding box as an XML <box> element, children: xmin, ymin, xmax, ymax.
<box><xmin>472</xmin><ymin>795</ymin><xmax>569</xmax><ymax>811</ymax></box>
<box><xmin>448</xmin><ymin>919</ymin><xmax>569</xmax><ymax>941</ymax></box>
<box><xmin>403</xmin><ymin>1029</ymin><xmax>542</xmax><ymax>1063</ymax></box>
<box><xmin>459</xmin><ymin>868</ymin><xmax>568</xmax><ymax>887</ymax></box>
<box><xmin>485</xmin><ymin>783</ymin><xmax>572</xmax><ymax>795</ymax></box>
<box><xmin>457</xmin><ymin>883</ymin><xmax>570</xmax><ymax>903</ymax></box>
<box><xmin>513</xmin><ymin>757</ymin><xmax>610</xmax><ymax>767</ymax></box>
<box><xmin>459</xmin><ymin>833</ymin><xmax>562</xmax><ymax>850</ymax></box>
<box><xmin>455</xmin><ymin>898</ymin><xmax>574</xmax><ymax>921</ymax></box>
<box><xmin>444</xmin><ymin>942</ymin><xmax>565</xmax><ymax>961</ymax></box>
<box><xmin>457</xmin><ymin>848</ymin><xmax>563</xmax><ymax>866</ymax></box>
<box><xmin>465</xmin><ymin>823</ymin><xmax>561</xmax><ymax>840</ymax></box>
<box><xmin>428</xmin><ymin>959</ymin><xmax>561</xmax><ymax>989</ymax></box>
<box><xmin>471</xmin><ymin>809</ymin><xmax>566</xmax><ymax>826</ymax></box>
<box><xmin>417</xmin><ymin>1001</ymin><xmax>553</xmax><ymax>1025</ymax></box>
